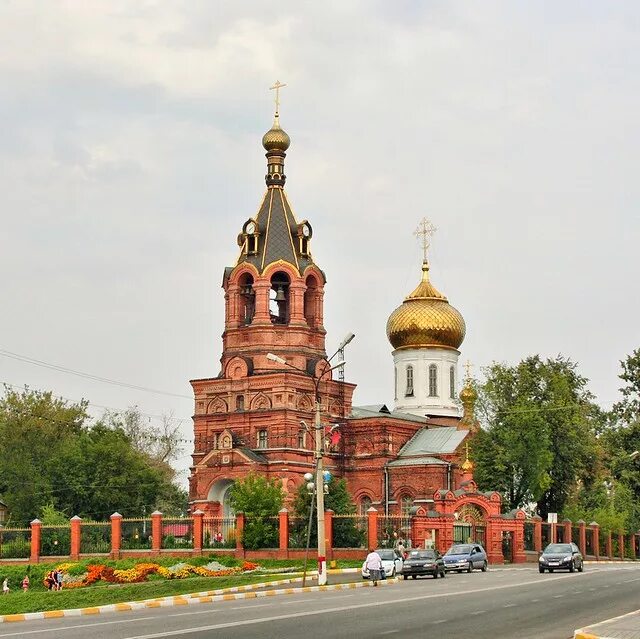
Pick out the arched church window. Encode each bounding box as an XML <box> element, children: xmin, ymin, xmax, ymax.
<box><xmin>238</xmin><ymin>273</ymin><xmax>255</xmax><ymax>325</ymax></box>
<box><xmin>239</xmin><ymin>219</ymin><xmax>259</xmax><ymax>255</ymax></box>
<box><xmin>449</xmin><ymin>366</ymin><xmax>456</xmax><ymax>399</ymax></box>
<box><xmin>405</xmin><ymin>365</ymin><xmax>414</xmax><ymax>397</ymax></box>
<box><xmin>236</xmin><ymin>395</ymin><xmax>245</xmax><ymax>411</ymax></box>
<box><xmin>428</xmin><ymin>364</ymin><xmax>438</xmax><ymax>397</ymax></box>
<box><xmin>298</xmin><ymin>428</ymin><xmax>306</xmax><ymax>449</ymax></box>
<box><xmin>359</xmin><ymin>496</ymin><xmax>372</xmax><ymax>516</ymax></box>
<box><xmin>257</xmin><ymin>429</ymin><xmax>268</xmax><ymax>449</ymax></box>
<box><xmin>304</xmin><ymin>274</ymin><xmax>319</xmax><ymax>327</ymax></box>
<box><xmin>270</xmin><ymin>272</ymin><xmax>290</xmax><ymax>325</ymax></box>
<box><xmin>401</xmin><ymin>496</ymin><xmax>413</xmax><ymax>518</ymax></box>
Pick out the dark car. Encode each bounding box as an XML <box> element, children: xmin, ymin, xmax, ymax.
<box><xmin>538</xmin><ymin>543</ymin><xmax>584</xmax><ymax>573</ymax></box>
<box><xmin>402</xmin><ymin>549</ymin><xmax>446</xmax><ymax>579</ymax></box>
<box><xmin>443</xmin><ymin>543</ymin><xmax>488</xmax><ymax>573</ymax></box>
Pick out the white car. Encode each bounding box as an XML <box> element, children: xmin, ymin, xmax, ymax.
<box><xmin>361</xmin><ymin>548</ymin><xmax>404</xmax><ymax>579</ymax></box>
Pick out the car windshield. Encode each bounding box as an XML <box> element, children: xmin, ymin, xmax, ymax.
<box><xmin>376</xmin><ymin>550</ymin><xmax>396</xmax><ymax>560</ymax></box>
<box><xmin>447</xmin><ymin>545</ymin><xmax>472</xmax><ymax>555</ymax></box>
<box><xmin>409</xmin><ymin>551</ymin><xmax>436</xmax><ymax>560</ymax></box>
<box><xmin>544</xmin><ymin>544</ymin><xmax>572</xmax><ymax>554</ymax></box>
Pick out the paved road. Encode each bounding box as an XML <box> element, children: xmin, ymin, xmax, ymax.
<box><xmin>1</xmin><ymin>564</ymin><xmax>639</xmax><ymax>639</ymax></box>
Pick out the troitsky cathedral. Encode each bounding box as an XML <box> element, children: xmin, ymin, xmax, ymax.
<box><xmin>188</xmin><ymin>87</ymin><xmax>526</xmax><ymax>560</ymax></box>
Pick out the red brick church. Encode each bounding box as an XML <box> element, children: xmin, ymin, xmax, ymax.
<box><xmin>188</xmin><ymin>96</ymin><xmax>525</xmax><ymax>561</ymax></box>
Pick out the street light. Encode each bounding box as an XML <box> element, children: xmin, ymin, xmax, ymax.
<box><xmin>267</xmin><ymin>338</ymin><xmax>353</xmax><ymax>585</ymax></box>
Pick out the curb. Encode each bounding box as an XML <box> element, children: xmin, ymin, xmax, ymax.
<box><xmin>574</xmin><ymin>608</ymin><xmax>640</xmax><ymax>639</ymax></box>
<box><xmin>0</xmin><ymin>574</ymin><xmax>394</xmax><ymax>624</ymax></box>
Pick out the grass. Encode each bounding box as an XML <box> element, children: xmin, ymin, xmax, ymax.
<box><xmin>0</xmin><ymin>573</ymin><xmax>289</xmax><ymax>616</ymax></box>
<box><xmin>0</xmin><ymin>554</ymin><xmax>364</xmax><ymax>615</ymax></box>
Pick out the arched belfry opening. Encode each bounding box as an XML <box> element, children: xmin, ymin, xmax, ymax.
<box><xmin>304</xmin><ymin>274</ymin><xmax>319</xmax><ymax>327</ymax></box>
<box><xmin>269</xmin><ymin>271</ymin><xmax>290</xmax><ymax>324</ymax></box>
<box><xmin>238</xmin><ymin>272</ymin><xmax>255</xmax><ymax>325</ymax></box>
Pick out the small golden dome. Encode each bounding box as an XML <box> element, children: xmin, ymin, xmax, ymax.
<box><xmin>461</xmin><ymin>457</ymin><xmax>474</xmax><ymax>473</ymax></box>
<box><xmin>386</xmin><ymin>262</ymin><xmax>466</xmax><ymax>350</ymax></box>
<box><xmin>262</xmin><ymin>116</ymin><xmax>290</xmax><ymax>152</ymax></box>
<box><xmin>459</xmin><ymin>384</ymin><xmax>477</xmax><ymax>403</ymax></box>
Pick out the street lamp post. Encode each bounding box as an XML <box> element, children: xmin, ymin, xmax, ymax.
<box><xmin>267</xmin><ymin>333</ymin><xmax>354</xmax><ymax>586</ymax></box>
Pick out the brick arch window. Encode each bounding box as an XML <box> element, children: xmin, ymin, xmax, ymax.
<box><xmin>359</xmin><ymin>495</ymin><xmax>372</xmax><ymax>516</ymax></box>
<box><xmin>236</xmin><ymin>395</ymin><xmax>245</xmax><ymax>411</ymax></box>
<box><xmin>405</xmin><ymin>365</ymin><xmax>414</xmax><ymax>397</ymax></box>
<box><xmin>304</xmin><ymin>274</ymin><xmax>319</xmax><ymax>327</ymax></box>
<box><xmin>257</xmin><ymin>429</ymin><xmax>268</xmax><ymax>449</ymax></box>
<box><xmin>269</xmin><ymin>271</ymin><xmax>290</xmax><ymax>324</ymax></box>
<box><xmin>237</xmin><ymin>272</ymin><xmax>255</xmax><ymax>325</ymax></box>
<box><xmin>401</xmin><ymin>495</ymin><xmax>413</xmax><ymax>518</ymax></box>
<box><xmin>428</xmin><ymin>364</ymin><xmax>438</xmax><ymax>397</ymax></box>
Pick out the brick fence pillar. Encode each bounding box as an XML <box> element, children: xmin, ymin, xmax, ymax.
<box><xmin>578</xmin><ymin>520</ymin><xmax>587</xmax><ymax>557</ymax></box>
<box><xmin>279</xmin><ymin>508</ymin><xmax>289</xmax><ymax>554</ymax></box>
<box><xmin>151</xmin><ymin>511</ymin><xmax>163</xmax><ymax>553</ymax></box>
<box><xmin>70</xmin><ymin>515</ymin><xmax>82</xmax><ymax>559</ymax></box>
<box><xmin>532</xmin><ymin>516</ymin><xmax>542</xmax><ymax>553</ymax></box>
<box><xmin>367</xmin><ymin>507</ymin><xmax>378</xmax><ymax>551</ymax></box>
<box><xmin>235</xmin><ymin>512</ymin><xmax>245</xmax><ymax>554</ymax></box>
<box><xmin>591</xmin><ymin>522</ymin><xmax>599</xmax><ymax>560</ymax></box>
<box><xmin>192</xmin><ymin>509</ymin><xmax>204</xmax><ymax>554</ymax></box>
<box><xmin>110</xmin><ymin>512</ymin><xmax>122</xmax><ymax>559</ymax></box>
<box><xmin>325</xmin><ymin>510</ymin><xmax>333</xmax><ymax>561</ymax></box>
<box><xmin>562</xmin><ymin>519</ymin><xmax>572</xmax><ymax>544</ymax></box>
<box><xmin>30</xmin><ymin>519</ymin><xmax>41</xmax><ymax>563</ymax></box>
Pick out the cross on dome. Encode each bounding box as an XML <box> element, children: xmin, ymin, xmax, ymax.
<box><xmin>464</xmin><ymin>360</ymin><xmax>473</xmax><ymax>380</ymax></box>
<box><xmin>414</xmin><ymin>217</ymin><xmax>437</xmax><ymax>262</ymax></box>
<box><xmin>269</xmin><ymin>80</ymin><xmax>287</xmax><ymax>116</ymax></box>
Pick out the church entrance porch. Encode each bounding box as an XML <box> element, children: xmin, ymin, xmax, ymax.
<box><xmin>453</xmin><ymin>504</ymin><xmax>486</xmax><ymax>547</ymax></box>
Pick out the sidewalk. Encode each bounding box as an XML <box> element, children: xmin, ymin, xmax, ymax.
<box><xmin>575</xmin><ymin>609</ymin><xmax>640</xmax><ymax>638</ymax></box>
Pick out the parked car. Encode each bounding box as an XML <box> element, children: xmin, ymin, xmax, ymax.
<box><xmin>443</xmin><ymin>543</ymin><xmax>488</xmax><ymax>573</ymax></box>
<box><xmin>402</xmin><ymin>549</ymin><xmax>446</xmax><ymax>579</ymax></box>
<box><xmin>361</xmin><ymin>548</ymin><xmax>404</xmax><ymax>579</ymax></box>
<box><xmin>538</xmin><ymin>543</ymin><xmax>584</xmax><ymax>573</ymax></box>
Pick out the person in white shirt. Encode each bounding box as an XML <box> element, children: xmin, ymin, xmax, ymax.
<box><xmin>364</xmin><ymin>549</ymin><xmax>383</xmax><ymax>586</ymax></box>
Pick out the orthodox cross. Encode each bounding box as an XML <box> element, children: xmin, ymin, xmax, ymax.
<box><xmin>464</xmin><ymin>360</ymin><xmax>473</xmax><ymax>380</ymax></box>
<box><xmin>414</xmin><ymin>217</ymin><xmax>437</xmax><ymax>261</ymax></box>
<box><xmin>464</xmin><ymin>441</ymin><xmax>470</xmax><ymax>461</ymax></box>
<box><xmin>269</xmin><ymin>80</ymin><xmax>287</xmax><ymax>115</ymax></box>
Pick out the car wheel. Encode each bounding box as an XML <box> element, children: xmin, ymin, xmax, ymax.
<box><xmin>456</xmin><ymin>570</ymin><xmax>462</xmax><ymax>574</ymax></box>
<box><xmin>539</xmin><ymin>566</ymin><xmax>545</xmax><ymax>573</ymax></box>
<box><xmin>578</xmin><ymin>562</ymin><xmax>584</xmax><ymax>573</ymax></box>
<box><xmin>569</xmin><ymin>561</ymin><xmax>575</xmax><ymax>573</ymax></box>
<box><xmin>403</xmin><ymin>575</ymin><xmax>408</xmax><ymax>580</ymax></box>
<box><xmin>549</xmin><ymin>568</ymin><xmax>554</xmax><ymax>573</ymax></box>
<box><xmin>412</xmin><ymin>575</ymin><xmax>417</xmax><ymax>579</ymax></box>
<box><xmin>467</xmin><ymin>561</ymin><xmax>473</xmax><ymax>573</ymax></box>
<box><xmin>481</xmin><ymin>561</ymin><xmax>488</xmax><ymax>572</ymax></box>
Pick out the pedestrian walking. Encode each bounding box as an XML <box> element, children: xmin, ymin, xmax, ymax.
<box><xmin>2</xmin><ymin>578</ymin><xmax>9</xmax><ymax>595</ymax></box>
<box><xmin>55</xmin><ymin>569</ymin><xmax>63</xmax><ymax>591</ymax></box>
<box><xmin>365</xmin><ymin>548</ymin><xmax>383</xmax><ymax>586</ymax></box>
<box><xmin>22</xmin><ymin>575</ymin><xmax>29</xmax><ymax>592</ymax></box>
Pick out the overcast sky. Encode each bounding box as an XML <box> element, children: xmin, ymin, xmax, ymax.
<box><xmin>1</xmin><ymin>1</ymin><xmax>638</xmax><ymax>486</ymax></box>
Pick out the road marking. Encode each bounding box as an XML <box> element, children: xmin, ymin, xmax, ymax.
<box><xmin>470</xmin><ymin>610</ymin><xmax>486</xmax><ymax>615</ymax></box>
<box><xmin>117</xmin><ymin>574</ymin><xmax>583</xmax><ymax>638</ymax></box>
<box><xmin>553</xmin><ymin>595</ymin><xmax>563</xmax><ymax>599</ymax></box>
<box><xmin>0</xmin><ymin>616</ymin><xmax>157</xmax><ymax>637</ymax></box>
<box><xmin>379</xmin><ymin>630</ymin><xmax>399</xmax><ymax>635</ymax></box>
<box><xmin>531</xmin><ymin>599</ymin><xmax>540</xmax><ymax>603</ymax></box>
<box><xmin>431</xmin><ymin>620</ymin><xmax>448</xmax><ymax>624</ymax></box>
<box><xmin>229</xmin><ymin>604</ymin><xmax>271</xmax><ymax>611</ymax></box>
<box><xmin>503</xmin><ymin>604</ymin><xmax>516</xmax><ymax>608</ymax></box>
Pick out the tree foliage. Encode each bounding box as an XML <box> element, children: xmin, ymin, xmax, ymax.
<box><xmin>0</xmin><ymin>387</ymin><xmax>186</xmax><ymax>525</ymax></box>
<box><xmin>228</xmin><ymin>473</ymin><xmax>284</xmax><ymax>550</ymax></box>
<box><xmin>472</xmin><ymin>356</ymin><xmax>599</xmax><ymax>516</ymax></box>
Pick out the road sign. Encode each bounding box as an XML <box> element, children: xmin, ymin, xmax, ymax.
<box><xmin>547</xmin><ymin>513</ymin><xmax>557</xmax><ymax>524</ymax></box>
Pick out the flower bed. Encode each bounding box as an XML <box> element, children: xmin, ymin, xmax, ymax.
<box><xmin>47</xmin><ymin>560</ymin><xmax>260</xmax><ymax>589</ymax></box>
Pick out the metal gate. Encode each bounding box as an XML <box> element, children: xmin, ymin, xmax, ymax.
<box><xmin>453</xmin><ymin>504</ymin><xmax>486</xmax><ymax>547</ymax></box>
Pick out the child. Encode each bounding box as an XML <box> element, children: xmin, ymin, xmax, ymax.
<box><xmin>22</xmin><ymin>575</ymin><xmax>30</xmax><ymax>592</ymax></box>
<box><xmin>2</xmin><ymin>578</ymin><xmax>9</xmax><ymax>595</ymax></box>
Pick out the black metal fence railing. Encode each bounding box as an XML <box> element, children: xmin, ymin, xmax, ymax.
<box><xmin>40</xmin><ymin>525</ymin><xmax>71</xmax><ymax>556</ymax></box>
<box><xmin>162</xmin><ymin>518</ymin><xmax>193</xmax><ymax>549</ymax></box>
<box><xmin>523</xmin><ymin>522</ymin><xmax>535</xmax><ymax>551</ymax></box>
<box><xmin>376</xmin><ymin>515</ymin><xmax>411</xmax><ymax>549</ymax></box>
<box><xmin>120</xmin><ymin>518</ymin><xmax>152</xmax><ymax>550</ymax></box>
<box><xmin>288</xmin><ymin>517</ymin><xmax>308</xmax><ymax>549</ymax></box>
<box><xmin>572</xmin><ymin>527</ymin><xmax>580</xmax><ymax>545</ymax></box>
<box><xmin>585</xmin><ymin>528</ymin><xmax>594</xmax><ymax>555</ymax></box>
<box><xmin>203</xmin><ymin>517</ymin><xmax>236</xmax><ymax>548</ymax></box>
<box><xmin>541</xmin><ymin>523</ymin><xmax>551</xmax><ymax>547</ymax></box>
<box><xmin>332</xmin><ymin>515</ymin><xmax>367</xmax><ymax>549</ymax></box>
<box><xmin>0</xmin><ymin>527</ymin><xmax>31</xmax><ymax>559</ymax></box>
<box><xmin>80</xmin><ymin>522</ymin><xmax>111</xmax><ymax>554</ymax></box>
<box><xmin>556</xmin><ymin>526</ymin><xmax>565</xmax><ymax>543</ymax></box>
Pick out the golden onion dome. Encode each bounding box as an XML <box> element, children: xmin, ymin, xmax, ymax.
<box><xmin>461</xmin><ymin>457</ymin><xmax>474</xmax><ymax>473</ymax></box>
<box><xmin>262</xmin><ymin>116</ymin><xmax>290</xmax><ymax>152</ymax></box>
<box><xmin>459</xmin><ymin>383</ymin><xmax>477</xmax><ymax>404</ymax></box>
<box><xmin>386</xmin><ymin>261</ymin><xmax>466</xmax><ymax>350</ymax></box>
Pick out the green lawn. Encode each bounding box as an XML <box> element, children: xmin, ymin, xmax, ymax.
<box><xmin>0</xmin><ymin>555</ymin><xmax>363</xmax><ymax>616</ymax></box>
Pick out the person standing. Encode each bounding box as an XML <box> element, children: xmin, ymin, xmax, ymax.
<box><xmin>365</xmin><ymin>548</ymin><xmax>383</xmax><ymax>586</ymax></box>
<box><xmin>2</xmin><ymin>578</ymin><xmax>9</xmax><ymax>595</ymax></box>
<box><xmin>22</xmin><ymin>575</ymin><xmax>29</xmax><ymax>592</ymax></box>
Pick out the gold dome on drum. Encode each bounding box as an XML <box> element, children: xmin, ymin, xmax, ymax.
<box><xmin>262</xmin><ymin>116</ymin><xmax>290</xmax><ymax>152</ymax></box>
<box><xmin>386</xmin><ymin>262</ymin><xmax>466</xmax><ymax>350</ymax></box>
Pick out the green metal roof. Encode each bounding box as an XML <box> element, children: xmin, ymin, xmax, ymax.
<box><xmin>398</xmin><ymin>426</ymin><xmax>468</xmax><ymax>456</ymax></box>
